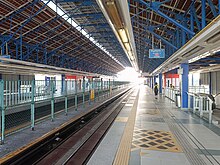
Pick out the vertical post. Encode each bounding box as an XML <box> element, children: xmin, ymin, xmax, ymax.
<box><xmin>0</xmin><ymin>80</ymin><xmax>5</xmax><ymax>144</ymax></box>
<box><xmin>20</xmin><ymin>33</ymin><xmax>23</xmax><ymax>60</ymax></box>
<box><xmin>65</xmin><ymin>80</ymin><xmax>68</xmax><ymax>115</ymax></box>
<box><xmin>51</xmin><ymin>81</ymin><xmax>54</xmax><ymax>121</ymax></box>
<box><xmin>151</xmin><ymin>77</ymin><xmax>153</xmax><ymax>89</ymax></box>
<box><xmin>98</xmin><ymin>79</ymin><xmax>100</xmax><ymax>100</ymax></box>
<box><xmin>159</xmin><ymin>73</ymin><xmax>162</xmax><ymax>94</ymax></box>
<box><xmin>202</xmin><ymin>0</ymin><xmax>206</xmax><ymax>29</ymax></box>
<box><xmin>153</xmin><ymin>76</ymin><xmax>156</xmax><ymax>86</ymax></box>
<box><xmin>219</xmin><ymin>0</ymin><xmax>220</xmax><ymax>15</ymax></box>
<box><xmin>61</xmin><ymin>74</ymin><xmax>65</xmax><ymax>93</ymax></box>
<box><xmin>92</xmin><ymin>79</ymin><xmax>95</xmax><ymax>102</ymax></box>
<box><xmin>89</xmin><ymin>79</ymin><xmax>91</xmax><ymax>105</ymax></box>
<box><xmin>101</xmin><ymin>78</ymin><xmax>103</xmax><ymax>96</ymax></box>
<box><xmin>31</xmin><ymin>80</ymin><xmax>35</xmax><ymax>131</ymax></box>
<box><xmin>180</xmin><ymin>63</ymin><xmax>189</xmax><ymax>109</ymax></box>
<box><xmin>181</xmin><ymin>30</ymin><xmax>186</xmax><ymax>45</ymax></box>
<box><xmin>108</xmin><ymin>79</ymin><xmax>111</xmax><ymax>96</ymax></box>
<box><xmin>75</xmin><ymin>79</ymin><xmax>78</xmax><ymax>111</ymax></box>
<box><xmin>190</xmin><ymin>6</ymin><xmax>194</xmax><ymax>38</ymax></box>
<box><xmin>176</xmin><ymin>29</ymin><xmax>180</xmax><ymax>48</ymax></box>
<box><xmin>209</xmin><ymin>72</ymin><xmax>212</xmax><ymax>95</ymax></box>
<box><xmin>82</xmin><ymin>77</ymin><xmax>85</xmax><ymax>108</ymax></box>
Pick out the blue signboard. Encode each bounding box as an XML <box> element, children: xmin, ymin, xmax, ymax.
<box><xmin>149</xmin><ymin>49</ymin><xmax>165</xmax><ymax>58</ymax></box>
<box><xmin>0</xmin><ymin>55</ymin><xmax>10</xmax><ymax>63</ymax></box>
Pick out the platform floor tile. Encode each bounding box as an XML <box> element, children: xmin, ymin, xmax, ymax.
<box><xmin>140</xmin><ymin>149</ymin><xmax>190</xmax><ymax>165</ymax></box>
<box><xmin>131</xmin><ymin>128</ymin><xmax>182</xmax><ymax>153</ymax></box>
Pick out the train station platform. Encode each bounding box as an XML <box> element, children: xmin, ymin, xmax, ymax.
<box><xmin>88</xmin><ymin>85</ymin><xmax>220</xmax><ymax>165</ymax></box>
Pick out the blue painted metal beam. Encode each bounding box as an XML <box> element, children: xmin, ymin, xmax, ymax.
<box><xmin>0</xmin><ymin>0</ymin><xmax>38</xmax><ymax>26</ymax></box>
<box><xmin>201</xmin><ymin>0</ymin><xmax>206</xmax><ymax>28</ymax></box>
<box><xmin>190</xmin><ymin>5</ymin><xmax>194</xmax><ymax>38</ymax></box>
<box><xmin>133</xmin><ymin>20</ymin><xmax>177</xmax><ymax>49</ymax></box>
<box><xmin>0</xmin><ymin>0</ymin><xmax>51</xmax><ymax>48</ymax></box>
<box><xmin>219</xmin><ymin>0</ymin><xmax>220</xmax><ymax>15</ymax></box>
<box><xmin>136</xmin><ymin>0</ymin><xmax>195</xmax><ymax>36</ymax></box>
<box><xmin>191</xmin><ymin>6</ymin><xmax>201</xmax><ymax>31</ymax></box>
<box><xmin>207</xmin><ymin>0</ymin><xmax>218</xmax><ymax>17</ymax></box>
<box><xmin>69</xmin><ymin>12</ymin><xmax>103</xmax><ymax>18</ymax></box>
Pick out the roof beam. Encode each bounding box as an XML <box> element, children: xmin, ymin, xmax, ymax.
<box><xmin>135</xmin><ymin>0</ymin><xmax>195</xmax><ymax>35</ymax></box>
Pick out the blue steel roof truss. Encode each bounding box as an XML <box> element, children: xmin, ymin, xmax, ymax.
<box><xmin>0</xmin><ymin>0</ymin><xmax>126</xmax><ymax>75</ymax></box>
<box><xmin>129</xmin><ymin>0</ymin><xmax>220</xmax><ymax>73</ymax></box>
<box><xmin>56</xmin><ymin>0</ymin><xmax>131</xmax><ymax>68</ymax></box>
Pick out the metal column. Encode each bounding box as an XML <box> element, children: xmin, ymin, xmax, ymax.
<box><xmin>202</xmin><ymin>0</ymin><xmax>206</xmax><ymax>28</ymax></box>
<box><xmin>0</xmin><ymin>80</ymin><xmax>5</xmax><ymax>144</ymax></box>
<box><xmin>31</xmin><ymin>80</ymin><xmax>35</xmax><ymax>130</ymax></box>
<box><xmin>180</xmin><ymin>63</ymin><xmax>189</xmax><ymax>109</ymax></box>
<box><xmin>159</xmin><ymin>73</ymin><xmax>162</xmax><ymax>94</ymax></box>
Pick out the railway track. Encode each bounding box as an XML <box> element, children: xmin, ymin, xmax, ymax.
<box><xmin>2</xmin><ymin>88</ymin><xmax>134</xmax><ymax>165</ymax></box>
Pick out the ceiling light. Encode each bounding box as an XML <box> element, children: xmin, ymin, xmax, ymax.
<box><xmin>189</xmin><ymin>51</ymin><xmax>211</xmax><ymax>63</ymax></box>
<box><xmin>105</xmin><ymin>1</ymin><xmax>123</xmax><ymax>28</ymax></box>
<box><xmin>124</xmin><ymin>42</ymin><xmax>131</xmax><ymax>51</ymax></box>
<box><xmin>118</xmin><ymin>28</ymin><xmax>129</xmax><ymax>43</ymax></box>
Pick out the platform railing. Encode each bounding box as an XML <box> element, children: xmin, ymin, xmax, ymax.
<box><xmin>187</xmin><ymin>92</ymin><xmax>213</xmax><ymax>123</ymax></box>
<box><xmin>164</xmin><ymin>87</ymin><xmax>180</xmax><ymax>102</ymax></box>
<box><xmin>189</xmin><ymin>85</ymin><xmax>209</xmax><ymax>94</ymax></box>
<box><xmin>0</xmin><ymin>79</ymin><xmax>131</xmax><ymax>144</ymax></box>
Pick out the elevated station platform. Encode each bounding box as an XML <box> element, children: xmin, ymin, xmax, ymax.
<box><xmin>88</xmin><ymin>85</ymin><xmax>220</xmax><ymax>165</ymax></box>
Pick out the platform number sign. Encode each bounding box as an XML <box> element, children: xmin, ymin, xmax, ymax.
<box><xmin>149</xmin><ymin>49</ymin><xmax>165</xmax><ymax>58</ymax></box>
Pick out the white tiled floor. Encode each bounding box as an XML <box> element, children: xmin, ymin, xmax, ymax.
<box><xmin>90</xmin><ymin>85</ymin><xmax>220</xmax><ymax>165</ymax></box>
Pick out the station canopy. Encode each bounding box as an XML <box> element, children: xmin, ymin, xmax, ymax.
<box><xmin>0</xmin><ymin>0</ymin><xmax>220</xmax><ymax>75</ymax></box>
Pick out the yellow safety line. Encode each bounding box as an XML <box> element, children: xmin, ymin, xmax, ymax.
<box><xmin>0</xmin><ymin>89</ymin><xmax>129</xmax><ymax>164</ymax></box>
<box><xmin>113</xmin><ymin>90</ymin><xmax>139</xmax><ymax>165</ymax></box>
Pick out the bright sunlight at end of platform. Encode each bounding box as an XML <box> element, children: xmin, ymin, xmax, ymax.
<box><xmin>116</xmin><ymin>67</ymin><xmax>143</xmax><ymax>83</ymax></box>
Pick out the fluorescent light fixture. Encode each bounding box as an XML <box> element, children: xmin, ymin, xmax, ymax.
<box><xmin>105</xmin><ymin>1</ymin><xmax>123</xmax><ymax>28</ymax></box>
<box><xmin>127</xmin><ymin>51</ymin><xmax>133</xmax><ymax>57</ymax></box>
<box><xmin>130</xmin><ymin>56</ymin><xmax>134</xmax><ymax>61</ymax></box>
<box><xmin>181</xmin><ymin>46</ymin><xmax>204</xmax><ymax>58</ymax></box>
<box><xmin>118</xmin><ymin>29</ymin><xmax>129</xmax><ymax>43</ymax></box>
<box><xmin>124</xmin><ymin>42</ymin><xmax>131</xmax><ymax>51</ymax></box>
<box><xmin>189</xmin><ymin>51</ymin><xmax>211</xmax><ymax>63</ymax></box>
<box><xmin>212</xmin><ymin>48</ymin><xmax>220</xmax><ymax>53</ymax></box>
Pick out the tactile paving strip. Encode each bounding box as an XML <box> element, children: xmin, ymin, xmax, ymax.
<box><xmin>131</xmin><ymin>128</ymin><xmax>182</xmax><ymax>152</ymax></box>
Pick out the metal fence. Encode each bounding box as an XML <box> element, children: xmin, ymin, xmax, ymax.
<box><xmin>164</xmin><ymin>87</ymin><xmax>180</xmax><ymax>102</ymax></box>
<box><xmin>187</xmin><ymin>93</ymin><xmax>213</xmax><ymax>123</ymax></box>
<box><xmin>0</xmin><ymin>79</ymin><xmax>130</xmax><ymax>144</ymax></box>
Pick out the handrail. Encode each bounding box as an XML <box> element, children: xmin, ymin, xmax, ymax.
<box><xmin>187</xmin><ymin>92</ymin><xmax>213</xmax><ymax>123</ymax></box>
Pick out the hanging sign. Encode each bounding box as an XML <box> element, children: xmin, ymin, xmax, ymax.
<box><xmin>149</xmin><ymin>49</ymin><xmax>165</xmax><ymax>58</ymax></box>
<box><xmin>0</xmin><ymin>55</ymin><xmax>10</xmax><ymax>63</ymax></box>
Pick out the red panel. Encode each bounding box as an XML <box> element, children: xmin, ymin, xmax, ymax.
<box><xmin>165</xmin><ymin>74</ymin><xmax>179</xmax><ymax>78</ymax></box>
<box><xmin>66</xmin><ymin>75</ymin><xmax>77</xmax><ymax>79</ymax></box>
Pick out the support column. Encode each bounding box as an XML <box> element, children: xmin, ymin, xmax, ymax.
<box><xmin>190</xmin><ymin>6</ymin><xmax>194</xmax><ymax>38</ymax></box>
<box><xmin>202</xmin><ymin>0</ymin><xmax>206</xmax><ymax>28</ymax></box>
<box><xmin>153</xmin><ymin>76</ymin><xmax>156</xmax><ymax>89</ymax></box>
<box><xmin>159</xmin><ymin>73</ymin><xmax>162</xmax><ymax>94</ymax></box>
<box><xmin>209</xmin><ymin>72</ymin><xmax>212</xmax><ymax>95</ymax></box>
<box><xmin>151</xmin><ymin>77</ymin><xmax>153</xmax><ymax>89</ymax></box>
<box><xmin>61</xmin><ymin>74</ymin><xmax>65</xmax><ymax>93</ymax></box>
<box><xmin>180</xmin><ymin>63</ymin><xmax>189</xmax><ymax>109</ymax></box>
<box><xmin>219</xmin><ymin>0</ymin><xmax>220</xmax><ymax>15</ymax></box>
